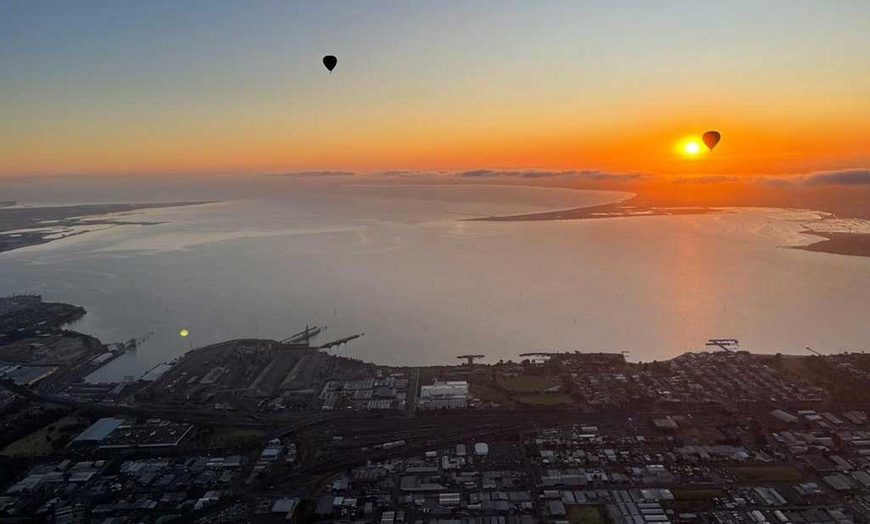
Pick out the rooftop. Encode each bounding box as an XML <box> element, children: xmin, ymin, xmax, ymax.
<box><xmin>72</xmin><ymin>418</ymin><xmax>125</xmax><ymax>442</ymax></box>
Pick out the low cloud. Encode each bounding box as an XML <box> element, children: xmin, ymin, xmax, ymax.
<box><xmin>672</xmin><ymin>175</ymin><xmax>739</xmax><ymax>184</ymax></box>
<box><xmin>572</xmin><ymin>171</ymin><xmax>650</xmax><ymax>181</ymax></box>
<box><xmin>757</xmin><ymin>177</ymin><xmax>794</xmax><ymax>187</ymax></box>
<box><xmin>454</xmin><ymin>169</ymin><xmax>649</xmax><ymax>181</ymax></box>
<box><xmin>265</xmin><ymin>168</ymin><xmax>870</xmax><ymax>187</ymax></box>
<box><xmin>803</xmin><ymin>169</ymin><xmax>870</xmax><ymax>186</ymax></box>
<box><xmin>456</xmin><ymin>169</ymin><xmax>510</xmax><ymax>178</ymax></box>
<box><xmin>379</xmin><ymin>170</ymin><xmax>421</xmax><ymax>177</ymax></box>
<box><xmin>271</xmin><ymin>171</ymin><xmax>356</xmax><ymax>177</ymax></box>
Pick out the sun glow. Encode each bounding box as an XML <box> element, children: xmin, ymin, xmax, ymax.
<box><xmin>683</xmin><ymin>141</ymin><xmax>701</xmax><ymax>156</ymax></box>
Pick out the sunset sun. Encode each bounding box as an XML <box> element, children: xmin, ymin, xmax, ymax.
<box><xmin>683</xmin><ymin>141</ymin><xmax>701</xmax><ymax>156</ymax></box>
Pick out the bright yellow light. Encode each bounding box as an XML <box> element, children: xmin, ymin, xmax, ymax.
<box><xmin>683</xmin><ymin>141</ymin><xmax>701</xmax><ymax>155</ymax></box>
<box><xmin>179</xmin><ymin>329</ymin><xmax>189</xmax><ymax>338</ymax></box>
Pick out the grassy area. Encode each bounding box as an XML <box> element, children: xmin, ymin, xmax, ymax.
<box><xmin>199</xmin><ymin>427</ymin><xmax>268</xmax><ymax>449</ymax></box>
<box><xmin>515</xmin><ymin>392</ymin><xmax>574</xmax><ymax>406</ymax></box>
<box><xmin>497</xmin><ymin>375</ymin><xmax>560</xmax><ymax>393</ymax></box>
<box><xmin>470</xmin><ymin>380</ymin><xmax>573</xmax><ymax>406</ymax></box>
<box><xmin>1</xmin><ymin>415</ymin><xmax>89</xmax><ymax>457</ymax></box>
<box><xmin>672</xmin><ymin>488</ymin><xmax>729</xmax><ymax>501</ymax></box>
<box><xmin>770</xmin><ymin>355</ymin><xmax>816</xmax><ymax>383</ymax></box>
<box><xmin>729</xmin><ymin>465</ymin><xmax>803</xmax><ymax>483</ymax></box>
<box><xmin>768</xmin><ymin>354</ymin><xmax>870</xmax><ymax>404</ymax></box>
<box><xmin>469</xmin><ymin>382</ymin><xmax>514</xmax><ymax>406</ymax></box>
<box><xmin>565</xmin><ymin>504</ymin><xmax>607</xmax><ymax>524</ymax></box>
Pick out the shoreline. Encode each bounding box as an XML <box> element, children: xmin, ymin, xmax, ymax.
<box><xmin>2</xmin><ymin>190</ymin><xmax>868</xmax><ymax>260</ymax></box>
<box><xmin>471</xmin><ymin>194</ymin><xmax>870</xmax><ymax>258</ymax></box>
<box><xmin>0</xmin><ymin>295</ymin><xmax>828</xmax><ymax>375</ymax></box>
<box><xmin>466</xmin><ymin>194</ymin><xmax>716</xmax><ymax>222</ymax></box>
<box><xmin>0</xmin><ymin>201</ymin><xmax>212</xmax><ymax>254</ymax></box>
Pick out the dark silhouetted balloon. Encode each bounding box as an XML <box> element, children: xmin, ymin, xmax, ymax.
<box><xmin>323</xmin><ymin>55</ymin><xmax>337</xmax><ymax>73</ymax></box>
<box><xmin>702</xmin><ymin>131</ymin><xmax>721</xmax><ymax>151</ymax></box>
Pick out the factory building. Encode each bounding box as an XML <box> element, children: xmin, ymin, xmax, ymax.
<box><xmin>418</xmin><ymin>380</ymin><xmax>468</xmax><ymax>409</ymax></box>
<box><xmin>69</xmin><ymin>417</ymin><xmax>193</xmax><ymax>450</ymax></box>
<box><xmin>420</xmin><ymin>380</ymin><xmax>468</xmax><ymax>398</ymax></box>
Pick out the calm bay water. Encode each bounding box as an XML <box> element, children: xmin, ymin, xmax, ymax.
<box><xmin>1</xmin><ymin>181</ymin><xmax>868</xmax><ymax>382</ymax></box>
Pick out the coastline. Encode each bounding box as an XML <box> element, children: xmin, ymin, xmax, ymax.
<box><xmin>2</xmin><ymin>189</ymin><xmax>868</xmax><ymax>260</ymax></box>
<box><xmin>0</xmin><ymin>201</ymin><xmax>212</xmax><ymax>254</ymax></box>
<box><xmin>0</xmin><ymin>294</ymin><xmax>821</xmax><ymax>372</ymax></box>
<box><xmin>470</xmin><ymin>193</ymin><xmax>870</xmax><ymax>258</ymax></box>
<box><xmin>466</xmin><ymin>194</ymin><xmax>716</xmax><ymax>222</ymax></box>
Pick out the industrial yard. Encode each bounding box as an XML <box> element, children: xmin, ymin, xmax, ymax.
<box><xmin>134</xmin><ymin>327</ymin><xmax>379</xmax><ymax>413</ymax></box>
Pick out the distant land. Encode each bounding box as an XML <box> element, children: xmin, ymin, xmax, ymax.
<box><xmin>0</xmin><ymin>201</ymin><xmax>211</xmax><ymax>254</ymax></box>
<box><xmin>2</xmin><ymin>178</ymin><xmax>868</xmax><ymax>257</ymax></box>
<box><xmin>469</xmin><ymin>196</ymin><xmax>717</xmax><ymax>222</ymax></box>
<box><xmin>473</xmin><ymin>193</ymin><xmax>870</xmax><ymax>258</ymax></box>
<box><xmin>793</xmin><ymin>231</ymin><xmax>870</xmax><ymax>257</ymax></box>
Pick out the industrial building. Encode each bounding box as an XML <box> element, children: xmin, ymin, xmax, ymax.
<box><xmin>0</xmin><ymin>364</ymin><xmax>56</xmax><ymax>386</ymax></box>
<box><xmin>418</xmin><ymin>380</ymin><xmax>468</xmax><ymax>409</ymax></box>
<box><xmin>70</xmin><ymin>417</ymin><xmax>193</xmax><ymax>450</ymax></box>
<box><xmin>770</xmin><ymin>409</ymin><xmax>799</xmax><ymax>424</ymax></box>
<box><xmin>71</xmin><ymin>417</ymin><xmax>126</xmax><ymax>444</ymax></box>
<box><xmin>420</xmin><ymin>381</ymin><xmax>468</xmax><ymax>398</ymax></box>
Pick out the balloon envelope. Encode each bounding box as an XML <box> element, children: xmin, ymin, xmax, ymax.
<box><xmin>323</xmin><ymin>55</ymin><xmax>337</xmax><ymax>72</ymax></box>
<box><xmin>702</xmin><ymin>131</ymin><xmax>721</xmax><ymax>151</ymax></box>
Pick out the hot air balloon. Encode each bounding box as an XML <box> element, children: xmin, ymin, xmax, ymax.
<box><xmin>323</xmin><ymin>55</ymin><xmax>337</xmax><ymax>73</ymax></box>
<box><xmin>702</xmin><ymin>131</ymin><xmax>721</xmax><ymax>151</ymax></box>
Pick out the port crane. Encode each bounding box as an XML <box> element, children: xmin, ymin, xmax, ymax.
<box><xmin>805</xmin><ymin>346</ymin><xmax>822</xmax><ymax>356</ymax></box>
<box><xmin>275</xmin><ymin>325</ymin><xmax>364</xmax><ymax>352</ymax></box>
<box><xmin>280</xmin><ymin>325</ymin><xmax>323</xmax><ymax>344</ymax></box>
<box><xmin>109</xmin><ymin>331</ymin><xmax>153</xmax><ymax>352</ymax></box>
<box><xmin>706</xmin><ymin>338</ymin><xmax>740</xmax><ymax>352</ymax></box>
<box><xmin>457</xmin><ymin>354</ymin><xmax>485</xmax><ymax>365</ymax></box>
<box><xmin>318</xmin><ymin>333</ymin><xmax>364</xmax><ymax>350</ymax></box>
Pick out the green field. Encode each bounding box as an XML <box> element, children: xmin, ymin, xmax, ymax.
<box><xmin>469</xmin><ymin>383</ymin><xmax>514</xmax><ymax>406</ymax></box>
<box><xmin>1</xmin><ymin>415</ymin><xmax>89</xmax><ymax>457</ymax></box>
<box><xmin>497</xmin><ymin>375</ymin><xmax>561</xmax><ymax>393</ymax></box>
<box><xmin>729</xmin><ymin>465</ymin><xmax>803</xmax><ymax>483</ymax></box>
<box><xmin>565</xmin><ymin>504</ymin><xmax>607</xmax><ymax>524</ymax></box>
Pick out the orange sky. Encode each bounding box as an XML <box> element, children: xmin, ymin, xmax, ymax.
<box><xmin>1</xmin><ymin>2</ymin><xmax>868</xmax><ymax>177</ymax></box>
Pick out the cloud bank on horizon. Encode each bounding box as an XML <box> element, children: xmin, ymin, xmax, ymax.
<box><xmin>803</xmin><ymin>169</ymin><xmax>870</xmax><ymax>186</ymax></box>
<box><xmin>271</xmin><ymin>168</ymin><xmax>870</xmax><ymax>186</ymax></box>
